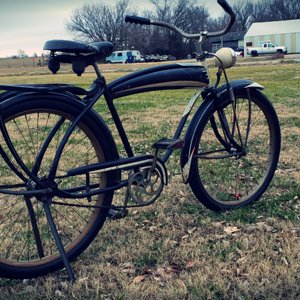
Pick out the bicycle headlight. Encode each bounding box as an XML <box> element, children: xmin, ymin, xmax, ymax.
<box><xmin>214</xmin><ymin>47</ymin><xmax>236</xmax><ymax>69</ymax></box>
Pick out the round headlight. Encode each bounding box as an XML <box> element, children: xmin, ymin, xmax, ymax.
<box><xmin>214</xmin><ymin>47</ymin><xmax>236</xmax><ymax>69</ymax></box>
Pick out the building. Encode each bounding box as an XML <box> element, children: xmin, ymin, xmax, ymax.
<box><xmin>209</xmin><ymin>31</ymin><xmax>245</xmax><ymax>53</ymax></box>
<box><xmin>244</xmin><ymin>19</ymin><xmax>300</xmax><ymax>55</ymax></box>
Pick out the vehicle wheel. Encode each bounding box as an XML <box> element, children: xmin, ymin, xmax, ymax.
<box><xmin>106</xmin><ymin>60</ymin><xmax>111</xmax><ymax>64</ymax></box>
<box><xmin>188</xmin><ymin>89</ymin><xmax>281</xmax><ymax>211</ymax></box>
<box><xmin>0</xmin><ymin>96</ymin><xmax>116</xmax><ymax>278</ymax></box>
<box><xmin>251</xmin><ymin>51</ymin><xmax>258</xmax><ymax>57</ymax></box>
<box><xmin>276</xmin><ymin>49</ymin><xmax>283</xmax><ymax>53</ymax></box>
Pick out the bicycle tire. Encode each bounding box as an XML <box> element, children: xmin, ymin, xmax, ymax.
<box><xmin>188</xmin><ymin>89</ymin><xmax>280</xmax><ymax>211</ymax></box>
<box><xmin>0</xmin><ymin>94</ymin><xmax>117</xmax><ymax>278</ymax></box>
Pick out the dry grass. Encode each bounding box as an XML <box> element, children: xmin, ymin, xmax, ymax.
<box><xmin>0</xmin><ymin>60</ymin><xmax>299</xmax><ymax>299</ymax></box>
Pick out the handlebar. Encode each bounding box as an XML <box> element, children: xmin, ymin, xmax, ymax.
<box><xmin>215</xmin><ymin>0</ymin><xmax>236</xmax><ymax>37</ymax></box>
<box><xmin>125</xmin><ymin>15</ymin><xmax>151</xmax><ymax>26</ymax></box>
<box><xmin>125</xmin><ymin>0</ymin><xmax>236</xmax><ymax>40</ymax></box>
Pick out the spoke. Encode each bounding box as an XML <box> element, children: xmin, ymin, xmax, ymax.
<box><xmin>40</xmin><ymin>113</ymin><xmax>51</xmax><ymax>145</ymax></box>
<box><xmin>51</xmin><ymin>206</ymin><xmax>83</xmax><ymax>238</ymax></box>
<box><xmin>25</xmin><ymin>114</ymin><xmax>37</xmax><ymax>156</ymax></box>
<box><xmin>0</xmin><ymin>206</ymin><xmax>27</xmax><ymax>247</ymax></box>
<box><xmin>5</xmin><ymin>218</ymin><xmax>28</xmax><ymax>260</ymax></box>
<box><xmin>36</xmin><ymin>113</ymin><xmax>40</xmax><ymax>155</ymax></box>
<box><xmin>12</xmin><ymin>119</ymin><xmax>36</xmax><ymax>158</ymax></box>
<box><xmin>0</xmin><ymin>198</ymin><xmax>23</xmax><ymax>211</ymax></box>
<box><xmin>67</xmin><ymin>205</ymin><xmax>90</xmax><ymax>223</ymax></box>
<box><xmin>0</xmin><ymin>165</ymin><xmax>16</xmax><ymax>173</ymax></box>
<box><xmin>0</xmin><ymin>200</ymin><xmax>24</xmax><ymax>227</ymax></box>
<box><xmin>61</xmin><ymin>135</ymin><xmax>89</xmax><ymax>159</ymax></box>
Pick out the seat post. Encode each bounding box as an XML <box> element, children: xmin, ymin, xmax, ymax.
<box><xmin>93</xmin><ymin>63</ymin><xmax>102</xmax><ymax>78</ymax></box>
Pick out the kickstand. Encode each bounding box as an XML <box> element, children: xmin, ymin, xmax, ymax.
<box><xmin>108</xmin><ymin>189</ymin><xmax>130</xmax><ymax>220</ymax></box>
<box><xmin>43</xmin><ymin>198</ymin><xmax>76</xmax><ymax>282</ymax></box>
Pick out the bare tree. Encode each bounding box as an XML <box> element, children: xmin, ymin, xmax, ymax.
<box><xmin>253</xmin><ymin>0</ymin><xmax>300</xmax><ymax>22</ymax></box>
<box><xmin>65</xmin><ymin>0</ymin><xmax>300</xmax><ymax>58</ymax></box>
<box><xmin>232</xmin><ymin>0</ymin><xmax>254</xmax><ymax>31</ymax></box>
<box><xmin>66</xmin><ymin>0</ymin><xmax>132</xmax><ymax>49</ymax></box>
<box><xmin>274</xmin><ymin>0</ymin><xmax>300</xmax><ymax>19</ymax></box>
<box><xmin>146</xmin><ymin>0</ymin><xmax>209</xmax><ymax>57</ymax></box>
<box><xmin>17</xmin><ymin>49</ymin><xmax>28</xmax><ymax>58</ymax></box>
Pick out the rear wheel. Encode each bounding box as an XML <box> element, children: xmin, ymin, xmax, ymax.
<box><xmin>0</xmin><ymin>96</ymin><xmax>116</xmax><ymax>278</ymax></box>
<box><xmin>188</xmin><ymin>89</ymin><xmax>280</xmax><ymax>211</ymax></box>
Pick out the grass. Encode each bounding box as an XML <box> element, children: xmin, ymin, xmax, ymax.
<box><xmin>0</xmin><ymin>59</ymin><xmax>299</xmax><ymax>299</ymax></box>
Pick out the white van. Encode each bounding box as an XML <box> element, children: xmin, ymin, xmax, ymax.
<box><xmin>105</xmin><ymin>50</ymin><xmax>142</xmax><ymax>63</ymax></box>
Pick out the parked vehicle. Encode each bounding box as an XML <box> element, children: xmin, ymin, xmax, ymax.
<box><xmin>142</xmin><ymin>55</ymin><xmax>152</xmax><ymax>62</ymax></box>
<box><xmin>168</xmin><ymin>55</ymin><xmax>177</xmax><ymax>61</ymax></box>
<box><xmin>234</xmin><ymin>46</ymin><xmax>244</xmax><ymax>57</ymax></box>
<box><xmin>247</xmin><ymin>41</ymin><xmax>287</xmax><ymax>57</ymax></box>
<box><xmin>151</xmin><ymin>54</ymin><xmax>161</xmax><ymax>62</ymax></box>
<box><xmin>142</xmin><ymin>54</ymin><xmax>176</xmax><ymax>62</ymax></box>
<box><xmin>105</xmin><ymin>50</ymin><xmax>142</xmax><ymax>63</ymax></box>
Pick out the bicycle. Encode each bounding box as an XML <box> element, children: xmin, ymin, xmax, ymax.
<box><xmin>0</xmin><ymin>0</ymin><xmax>280</xmax><ymax>281</ymax></box>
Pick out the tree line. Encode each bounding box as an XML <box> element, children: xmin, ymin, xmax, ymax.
<box><xmin>66</xmin><ymin>0</ymin><xmax>300</xmax><ymax>59</ymax></box>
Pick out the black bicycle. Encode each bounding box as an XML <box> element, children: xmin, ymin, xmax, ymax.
<box><xmin>0</xmin><ymin>0</ymin><xmax>280</xmax><ymax>281</ymax></box>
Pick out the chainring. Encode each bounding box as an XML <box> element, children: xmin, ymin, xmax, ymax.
<box><xmin>128</xmin><ymin>166</ymin><xmax>164</xmax><ymax>205</ymax></box>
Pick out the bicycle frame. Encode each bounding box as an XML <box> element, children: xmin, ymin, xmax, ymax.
<box><xmin>0</xmin><ymin>59</ymin><xmax>265</xmax><ymax>202</ymax></box>
<box><xmin>0</xmin><ymin>61</ymin><xmax>212</xmax><ymax>199</ymax></box>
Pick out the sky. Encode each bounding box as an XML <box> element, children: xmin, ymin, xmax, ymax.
<box><xmin>0</xmin><ymin>0</ymin><xmax>227</xmax><ymax>58</ymax></box>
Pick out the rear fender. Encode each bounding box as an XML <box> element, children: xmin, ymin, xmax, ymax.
<box><xmin>0</xmin><ymin>91</ymin><xmax>119</xmax><ymax>161</ymax></box>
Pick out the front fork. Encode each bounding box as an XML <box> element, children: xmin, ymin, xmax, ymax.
<box><xmin>182</xmin><ymin>86</ymin><xmax>252</xmax><ymax>183</ymax></box>
<box><xmin>211</xmin><ymin>87</ymin><xmax>252</xmax><ymax>155</ymax></box>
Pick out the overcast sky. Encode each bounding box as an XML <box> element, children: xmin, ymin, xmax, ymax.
<box><xmin>0</xmin><ymin>0</ymin><xmax>227</xmax><ymax>58</ymax></box>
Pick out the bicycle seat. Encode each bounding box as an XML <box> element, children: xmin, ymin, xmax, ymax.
<box><xmin>43</xmin><ymin>40</ymin><xmax>113</xmax><ymax>57</ymax></box>
<box><xmin>43</xmin><ymin>40</ymin><xmax>114</xmax><ymax>75</ymax></box>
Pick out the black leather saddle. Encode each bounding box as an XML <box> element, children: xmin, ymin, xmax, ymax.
<box><xmin>44</xmin><ymin>40</ymin><xmax>113</xmax><ymax>57</ymax></box>
<box><xmin>43</xmin><ymin>40</ymin><xmax>114</xmax><ymax>75</ymax></box>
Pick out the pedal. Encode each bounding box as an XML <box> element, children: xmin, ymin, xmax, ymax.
<box><xmin>108</xmin><ymin>207</ymin><xmax>128</xmax><ymax>220</ymax></box>
<box><xmin>152</xmin><ymin>138</ymin><xmax>184</xmax><ymax>150</ymax></box>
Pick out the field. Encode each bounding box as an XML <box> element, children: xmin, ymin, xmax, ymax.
<box><xmin>0</xmin><ymin>58</ymin><xmax>299</xmax><ymax>299</ymax></box>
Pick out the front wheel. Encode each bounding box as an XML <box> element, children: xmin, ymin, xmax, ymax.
<box><xmin>188</xmin><ymin>89</ymin><xmax>280</xmax><ymax>211</ymax></box>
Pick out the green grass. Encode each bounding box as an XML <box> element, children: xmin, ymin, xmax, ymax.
<box><xmin>0</xmin><ymin>60</ymin><xmax>299</xmax><ymax>299</ymax></box>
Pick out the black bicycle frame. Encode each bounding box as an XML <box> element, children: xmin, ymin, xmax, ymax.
<box><xmin>0</xmin><ymin>62</ymin><xmax>244</xmax><ymax>201</ymax></box>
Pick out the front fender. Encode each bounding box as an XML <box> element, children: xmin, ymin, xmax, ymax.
<box><xmin>180</xmin><ymin>79</ymin><xmax>264</xmax><ymax>183</ymax></box>
<box><xmin>218</xmin><ymin>79</ymin><xmax>264</xmax><ymax>96</ymax></box>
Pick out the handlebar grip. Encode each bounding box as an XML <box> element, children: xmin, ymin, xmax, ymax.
<box><xmin>217</xmin><ymin>0</ymin><xmax>235</xmax><ymax>19</ymax></box>
<box><xmin>125</xmin><ymin>15</ymin><xmax>151</xmax><ymax>25</ymax></box>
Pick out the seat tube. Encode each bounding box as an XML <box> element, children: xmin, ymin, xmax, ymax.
<box><xmin>104</xmin><ymin>92</ymin><xmax>134</xmax><ymax>158</ymax></box>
